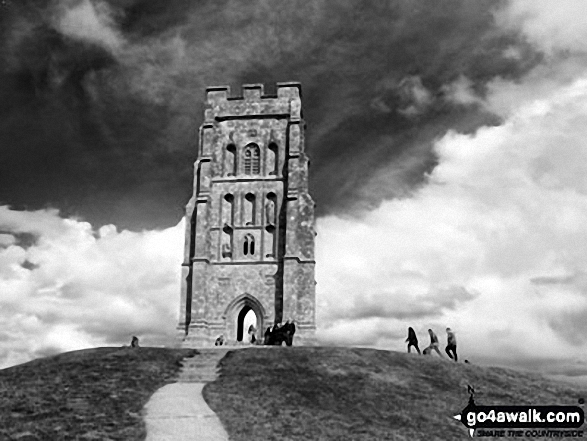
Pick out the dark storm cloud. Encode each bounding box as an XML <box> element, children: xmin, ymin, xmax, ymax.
<box><xmin>0</xmin><ymin>0</ymin><xmax>540</xmax><ymax>229</ymax></box>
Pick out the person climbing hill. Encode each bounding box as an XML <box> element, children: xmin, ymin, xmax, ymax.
<box><xmin>405</xmin><ymin>327</ymin><xmax>421</xmax><ymax>354</ymax></box>
<box><xmin>423</xmin><ymin>329</ymin><xmax>443</xmax><ymax>357</ymax></box>
<box><xmin>445</xmin><ymin>327</ymin><xmax>457</xmax><ymax>361</ymax></box>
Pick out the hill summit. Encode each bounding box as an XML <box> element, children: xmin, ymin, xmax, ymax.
<box><xmin>1</xmin><ymin>346</ymin><xmax>585</xmax><ymax>440</ymax></box>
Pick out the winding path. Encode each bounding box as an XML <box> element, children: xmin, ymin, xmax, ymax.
<box><xmin>143</xmin><ymin>348</ymin><xmax>231</xmax><ymax>441</ymax></box>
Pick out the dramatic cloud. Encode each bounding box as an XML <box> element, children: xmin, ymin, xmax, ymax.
<box><xmin>0</xmin><ymin>207</ymin><xmax>183</xmax><ymax>368</ymax></box>
<box><xmin>2</xmin><ymin>0</ymin><xmax>587</xmax><ymax>376</ymax></box>
<box><xmin>495</xmin><ymin>0</ymin><xmax>587</xmax><ymax>55</ymax></box>
<box><xmin>312</xmin><ymin>1</ymin><xmax>587</xmax><ymax>370</ymax></box>
<box><xmin>0</xmin><ymin>0</ymin><xmax>537</xmax><ymax>229</ymax></box>
<box><xmin>3</xmin><ymin>72</ymin><xmax>587</xmax><ymax>368</ymax></box>
<box><xmin>316</xmin><ymin>74</ymin><xmax>587</xmax><ymax>366</ymax></box>
<box><xmin>52</xmin><ymin>0</ymin><xmax>125</xmax><ymax>52</ymax></box>
<box><xmin>486</xmin><ymin>0</ymin><xmax>587</xmax><ymax>118</ymax></box>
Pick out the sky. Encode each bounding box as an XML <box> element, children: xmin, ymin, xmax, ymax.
<box><xmin>1</xmin><ymin>0</ymin><xmax>587</xmax><ymax>376</ymax></box>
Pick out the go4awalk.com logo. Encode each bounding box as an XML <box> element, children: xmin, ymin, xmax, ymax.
<box><xmin>453</xmin><ymin>390</ymin><xmax>584</xmax><ymax>438</ymax></box>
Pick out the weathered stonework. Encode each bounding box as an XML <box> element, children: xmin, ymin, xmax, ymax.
<box><xmin>178</xmin><ymin>83</ymin><xmax>316</xmax><ymax>346</ymax></box>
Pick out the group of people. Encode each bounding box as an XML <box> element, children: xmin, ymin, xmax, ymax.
<box><xmin>214</xmin><ymin>319</ymin><xmax>297</xmax><ymax>346</ymax></box>
<box><xmin>406</xmin><ymin>327</ymin><xmax>458</xmax><ymax>361</ymax></box>
<box><xmin>263</xmin><ymin>320</ymin><xmax>296</xmax><ymax>346</ymax></box>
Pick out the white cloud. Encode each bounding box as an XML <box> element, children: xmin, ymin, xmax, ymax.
<box><xmin>316</xmin><ymin>77</ymin><xmax>587</xmax><ymax>365</ymax></box>
<box><xmin>53</xmin><ymin>0</ymin><xmax>124</xmax><ymax>52</ymax></box>
<box><xmin>0</xmin><ymin>207</ymin><xmax>183</xmax><ymax>368</ymax></box>
<box><xmin>495</xmin><ymin>0</ymin><xmax>587</xmax><ymax>56</ymax></box>
<box><xmin>486</xmin><ymin>0</ymin><xmax>587</xmax><ymax>119</ymax></box>
<box><xmin>0</xmin><ymin>234</ymin><xmax>15</xmax><ymax>247</ymax></box>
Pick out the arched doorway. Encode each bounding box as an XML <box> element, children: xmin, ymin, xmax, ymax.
<box><xmin>223</xmin><ymin>293</ymin><xmax>266</xmax><ymax>344</ymax></box>
<box><xmin>237</xmin><ymin>307</ymin><xmax>258</xmax><ymax>343</ymax></box>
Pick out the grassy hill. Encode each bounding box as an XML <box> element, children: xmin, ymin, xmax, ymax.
<box><xmin>0</xmin><ymin>347</ymin><xmax>196</xmax><ymax>440</ymax></box>
<box><xmin>1</xmin><ymin>346</ymin><xmax>586</xmax><ymax>440</ymax></box>
<box><xmin>205</xmin><ymin>347</ymin><xmax>587</xmax><ymax>440</ymax></box>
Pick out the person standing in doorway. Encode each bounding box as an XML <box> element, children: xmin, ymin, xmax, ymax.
<box><xmin>248</xmin><ymin>324</ymin><xmax>257</xmax><ymax>344</ymax></box>
<box><xmin>405</xmin><ymin>327</ymin><xmax>421</xmax><ymax>354</ymax></box>
<box><xmin>424</xmin><ymin>329</ymin><xmax>443</xmax><ymax>357</ymax></box>
<box><xmin>445</xmin><ymin>327</ymin><xmax>458</xmax><ymax>361</ymax></box>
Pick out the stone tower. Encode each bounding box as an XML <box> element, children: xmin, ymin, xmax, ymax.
<box><xmin>178</xmin><ymin>83</ymin><xmax>316</xmax><ymax>346</ymax></box>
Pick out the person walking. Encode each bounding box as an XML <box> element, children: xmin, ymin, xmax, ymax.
<box><xmin>405</xmin><ymin>327</ymin><xmax>421</xmax><ymax>354</ymax></box>
<box><xmin>424</xmin><ymin>329</ymin><xmax>443</xmax><ymax>357</ymax></box>
<box><xmin>445</xmin><ymin>327</ymin><xmax>458</xmax><ymax>361</ymax></box>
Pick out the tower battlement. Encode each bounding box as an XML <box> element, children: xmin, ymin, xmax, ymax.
<box><xmin>205</xmin><ymin>83</ymin><xmax>302</xmax><ymax>121</ymax></box>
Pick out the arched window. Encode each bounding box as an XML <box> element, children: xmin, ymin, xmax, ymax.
<box><xmin>243</xmin><ymin>143</ymin><xmax>260</xmax><ymax>175</ymax></box>
<box><xmin>268</xmin><ymin>142</ymin><xmax>278</xmax><ymax>175</ymax></box>
<box><xmin>223</xmin><ymin>193</ymin><xmax>234</xmax><ymax>226</ymax></box>
<box><xmin>222</xmin><ymin>194</ymin><xmax>234</xmax><ymax>260</ymax></box>
<box><xmin>226</xmin><ymin>144</ymin><xmax>237</xmax><ymax>176</ymax></box>
<box><xmin>244</xmin><ymin>193</ymin><xmax>256</xmax><ymax>225</ymax></box>
<box><xmin>243</xmin><ymin>234</ymin><xmax>255</xmax><ymax>256</ymax></box>
<box><xmin>222</xmin><ymin>225</ymin><xmax>233</xmax><ymax>259</ymax></box>
<box><xmin>265</xmin><ymin>192</ymin><xmax>276</xmax><ymax>226</ymax></box>
<box><xmin>264</xmin><ymin>225</ymin><xmax>275</xmax><ymax>258</ymax></box>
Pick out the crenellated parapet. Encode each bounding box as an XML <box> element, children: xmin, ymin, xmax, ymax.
<box><xmin>204</xmin><ymin>83</ymin><xmax>302</xmax><ymax>122</ymax></box>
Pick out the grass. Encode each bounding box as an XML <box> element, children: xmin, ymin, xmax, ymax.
<box><xmin>2</xmin><ymin>346</ymin><xmax>586</xmax><ymax>440</ymax></box>
<box><xmin>204</xmin><ymin>347</ymin><xmax>587</xmax><ymax>441</ymax></box>
<box><xmin>0</xmin><ymin>347</ymin><xmax>196</xmax><ymax>440</ymax></box>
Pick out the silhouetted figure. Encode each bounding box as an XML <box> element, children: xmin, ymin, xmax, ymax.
<box><xmin>248</xmin><ymin>324</ymin><xmax>257</xmax><ymax>344</ymax></box>
<box><xmin>272</xmin><ymin>322</ymin><xmax>285</xmax><ymax>346</ymax></box>
<box><xmin>215</xmin><ymin>334</ymin><xmax>225</xmax><ymax>346</ymax></box>
<box><xmin>445</xmin><ymin>327</ymin><xmax>457</xmax><ymax>361</ymax></box>
<box><xmin>405</xmin><ymin>327</ymin><xmax>421</xmax><ymax>354</ymax></box>
<box><xmin>289</xmin><ymin>319</ymin><xmax>296</xmax><ymax>346</ymax></box>
<box><xmin>282</xmin><ymin>320</ymin><xmax>291</xmax><ymax>345</ymax></box>
<box><xmin>283</xmin><ymin>319</ymin><xmax>296</xmax><ymax>346</ymax></box>
<box><xmin>131</xmin><ymin>336</ymin><xmax>139</xmax><ymax>348</ymax></box>
<box><xmin>424</xmin><ymin>329</ymin><xmax>443</xmax><ymax>357</ymax></box>
<box><xmin>264</xmin><ymin>326</ymin><xmax>272</xmax><ymax>345</ymax></box>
